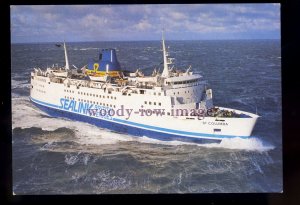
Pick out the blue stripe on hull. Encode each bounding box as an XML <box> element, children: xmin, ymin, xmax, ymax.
<box><xmin>31</xmin><ymin>100</ymin><xmax>221</xmax><ymax>144</ymax></box>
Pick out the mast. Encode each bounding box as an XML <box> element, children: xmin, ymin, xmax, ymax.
<box><xmin>161</xmin><ymin>30</ymin><xmax>170</xmax><ymax>78</ymax></box>
<box><xmin>64</xmin><ymin>42</ymin><xmax>70</xmax><ymax>70</ymax></box>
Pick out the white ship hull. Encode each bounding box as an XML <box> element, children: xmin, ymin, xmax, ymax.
<box><xmin>30</xmin><ymin>74</ymin><xmax>259</xmax><ymax>143</ymax></box>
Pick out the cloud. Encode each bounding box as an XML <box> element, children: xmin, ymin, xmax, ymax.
<box><xmin>10</xmin><ymin>4</ymin><xmax>280</xmax><ymax>43</ymax></box>
<box><xmin>134</xmin><ymin>19</ymin><xmax>153</xmax><ymax>31</ymax></box>
<box><xmin>168</xmin><ymin>11</ymin><xmax>188</xmax><ymax>21</ymax></box>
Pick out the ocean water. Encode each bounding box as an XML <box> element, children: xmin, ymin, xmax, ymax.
<box><xmin>11</xmin><ymin>40</ymin><xmax>282</xmax><ymax>194</ymax></box>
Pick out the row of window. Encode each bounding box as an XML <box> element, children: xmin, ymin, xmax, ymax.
<box><xmin>144</xmin><ymin>101</ymin><xmax>162</xmax><ymax>106</ymax></box>
<box><xmin>64</xmin><ymin>89</ymin><xmax>117</xmax><ymax>100</ymax></box>
<box><xmin>173</xmin><ymin>90</ymin><xmax>191</xmax><ymax>95</ymax></box>
<box><xmin>65</xmin><ymin>89</ymin><xmax>75</xmax><ymax>93</ymax></box>
<box><xmin>65</xmin><ymin>96</ymin><xmax>117</xmax><ymax>108</ymax></box>
<box><xmin>36</xmin><ymin>78</ymin><xmax>46</xmax><ymax>83</ymax></box>
<box><xmin>167</xmin><ymin>79</ymin><xmax>200</xmax><ymax>85</ymax></box>
<box><xmin>65</xmin><ymin>88</ymin><xmax>163</xmax><ymax>98</ymax></box>
<box><xmin>65</xmin><ymin>96</ymin><xmax>75</xmax><ymax>100</ymax></box>
<box><xmin>36</xmin><ymin>88</ymin><xmax>46</xmax><ymax>93</ymax></box>
<box><xmin>64</xmin><ymin>88</ymin><xmax>164</xmax><ymax>98</ymax></box>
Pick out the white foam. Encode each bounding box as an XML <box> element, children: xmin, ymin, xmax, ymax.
<box><xmin>198</xmin><ymin>137</ymin><xmax>274</xmax><ymax>151</ymax></box>
<box><xmin>11</xmin><ymin>79</ymin><xmax>30</xmax><ymax>89</ymax></box>
<box><xmin>65</xmin><ymin>153</ymin><xmax>80</xmax><ymax>165</ymax></box>
<box><xmin>74</xmin><ymin>127</ymin><xmax>136</xmax><ymax>145</ymax></box>
<box><xmin>136</xmin><ymin>136</ymin><xmax>198</xmax><ymax>146</ymax></box>
<box><xmin>133</xmin><ymin>135</ymin><xmax>274</xmax><ymax>152</ymax></box>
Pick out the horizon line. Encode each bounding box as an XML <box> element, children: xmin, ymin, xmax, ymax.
<box><xmin>11</xmin><ymin>38</ymin><xmax>281</xmax><ymax>44</ymax></box>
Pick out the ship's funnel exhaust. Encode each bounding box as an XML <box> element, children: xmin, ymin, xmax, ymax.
<box><xmin>99</xmin><ymin>49</ymin><xmax>121</xmax><ymax>71</ymax></box>
<box><xmin>86</xmin><ymin>48</ymin><xmax>121</xmax><ymax>77</ymax></box>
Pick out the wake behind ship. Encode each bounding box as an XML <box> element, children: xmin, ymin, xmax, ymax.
<box><xmin>30</xmin><ymin>34</ymin><xmax>259</xmax><ymax>144</ymax></box>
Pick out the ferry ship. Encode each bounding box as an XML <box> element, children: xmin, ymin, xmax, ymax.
<box><xmin>30</xmin><ymin>34</ymin><xmax>259</xmax><ymax>144</ymax></box>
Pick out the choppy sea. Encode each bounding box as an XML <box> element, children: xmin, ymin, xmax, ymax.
<box><xmin>11</xmin><ymin>40</ymin><xmax>282</xmax><ymax>194</ymax></box>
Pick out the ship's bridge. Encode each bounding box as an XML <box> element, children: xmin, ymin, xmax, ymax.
<box><xmin>165</xmin><ymin>74</ymin><xmax>202</xmax><ymax>86</ymax></box>
<box><xmin>86</xmin><ymin>48</ymin><xmax>121</xmax><ymax>78</ymax></box>
<box><xmin>163</xmin><ymin>74</ymin><xmax>206</xmax><ymax>106</ymax></box>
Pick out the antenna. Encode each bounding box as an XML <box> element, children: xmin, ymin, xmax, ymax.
<box><xmin>64</xmin><ymin>41</ymin><xmax>70</xmax><ymax>70</ymax></box>
<box><xmin>161</xmin><ymin>29</ymin><xmax>170</xmax><ymax>78</ymax></box>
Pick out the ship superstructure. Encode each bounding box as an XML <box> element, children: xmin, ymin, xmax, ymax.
<box><xmin>30</xmin><ymin>34</ymin><xmax>259</xmax><ymax>143</ymax></box>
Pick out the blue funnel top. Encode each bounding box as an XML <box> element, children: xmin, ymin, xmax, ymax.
<box><xmin>99</xmin><ymin>49</ymin><xmax>121</xmax><ymax>71</ymax></box>
<box><xmin>87</xmin><ymin>48</ymin><xmax>121</xmax><ymax>72</ymax></box>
